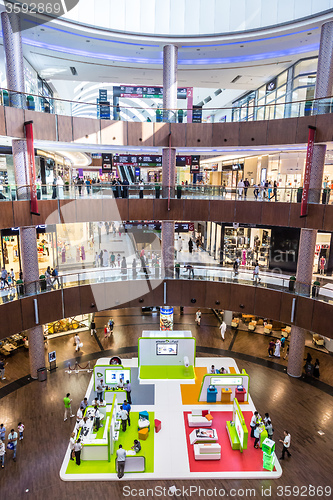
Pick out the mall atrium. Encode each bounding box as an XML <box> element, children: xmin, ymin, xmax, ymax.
<box><xmin>0</xmin><ymin>1</ymin><xmax>332</xmax><ymax>498</ymax></box>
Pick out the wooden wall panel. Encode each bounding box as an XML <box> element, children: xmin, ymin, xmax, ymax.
<box><xmin>153</xmin><ymin>199</ymin><xmax>169</xmax><ymax>221</ymax></box>
<box><xmin>170</xmin><ymin>123</ymin><xmax>186</xmax><ymax>147</ymax></box>
<box><xmin>279</xmin><ymin>292</ymin><xmax>294</xmax><ymax>325</ymax></box>
<box><xmin>261</xmin><ymin>202</ymin><xmax>290</xmax><ymax>227</ymax></box>
<box><xmin>305</xmin><ymin>204</ymin><xmax>325</xmax><ymax>230</ymax></box>
<box><xmin>31</xmin><ymin>200</ymin><xmax>59</xmax><ymax>226</ymax></box>
<box><xmin>73</xmin><ymin>117</ymin><xmax>100</xmax><ymax>144</ymax></box>
<box><xmin>186</xmin><ymin>123</ymin><xmax>213</xmax><ymax>147</ymax></box>
<box><xmin>128</xmin><ymin>199</ymin><xmax>154</xmax><ymax>220</ymax></box>
<box><xmin>129</xmin><ymin>280</ymin><xmax>164</xmax><ymax>308</ymax></box>
<box><xmin>211</xmin><ymin>122</ymin><xmax>239</xmax><ymax>146</ymax></box>
<box><xmin>267</xmin><ymin>117</ymin><xmax>297</xmax><ymax>145</ymax></box>
<box><xmin>0</xmin><ymin>301</ymin><xmax>23</xmax><ymax>339</ymax></box>
<box><xmin>57</xmin><ymin>115</ymin><xmax>73</xmax><ymax>143</ymax></box>
<box><xmin>179</xmin><ymin>280</ymin><xmax>207</xmax><ymax>307</ymax></box>
<box><xmin>323</xmin><ymin>205</ymin><xmax>333</xmax><ymax>232</ymax></box>
<box><xmin>209</xmin><ymin>200</ymin><xmax>235</xmax><ymax>222</ymax></box>
<box><xmin>183</xmin><ymin>200</ymin><xmax>209</xmax><ymax>221</ymax></box>
<box><xmin>315</xmin><ymin>114</ymin><xmax>333</xmax><ymax>142</ymax></box>
<box><xmin>0</xmin><ymin>106</ymin><xmax>6</xmax><ymax>136</ymax></box>
<box><xmin>12</xmin><ymin>201</ymin><xmax>32</xmax><ymax>227</ymax></box>
<box><xmin>79</xmin><ymin>284</ymin><xmax>99</xmax><ymax>315</ymax></box>
<box><xmin>104</xmin><ymin>281</ymin><xmax>132</xmax><ymax>310</ymax></box>
<box><xmin>75</xmin><ymin>199</ymin><xmax>103</xmax><ymax>223</ymax></box>
<box><xmin>115</xmin><ymin>199</ymin><xmax>129</xmax><ymax>221</ymax></box>
<box><xmin>100</xmin><ymin>120</ymin><xmax>127</xmax><ymax>145</ymax></box>
<box><xmin>288</xmin><ymin>203</ymin><xmax>306</xmax><ymax>229</ymax></box>
<box><xmin>0</xmin><ymin>202</ymin><xmax>14</xmax><ymax>229</ymax></box>
<box><xmin>239</xmin><ymin>120</ymin><xmax>268</xmax><ymax>146</ymax></box>
<box><xmin>254</xmin><ymin>288</ymin><xmax>282</xmax><ymax>320</ymax></box>
<box><xmin>127</xmin><ymin>122</ymin><xmax>154</xmax><ymax>146</ymax></box>
<box><xmin>295</xmin><ymin>115</ymin><xmax>316</xmax><ymax>144</ymax></box>
<box><xmin>234</xmin><ymin>201</ymin><xmax>262</xmax><ymax>224</ymax></box>
<box><xmin>24</xmin><ymin>110</ymin><xmax>57</xmax><ymax>141</ymax></box>
<box><xmin>58</xmin><ymin>199</ymin><xmax>76</xmax><ymax>224</ymax></box>
<box><xmin>166</xmin><ymin>279</ymin><xmax>183</xmax><ymax>305</ymax></box>
<box><xmin>153</xmin><ymin>123</ymin><xmax>170</xmax><ymax>147</ymax></box>
<box><xmin>20</xmin><ymin>297</ymin><xmax>36</xmax><ymax>331</ymax></box>
<box><xmin>63</xmin><ymin>287</ymin><xmax>80</xmax><ymax>318</ymax></box>
<box><xmin>4</xmin><ymin>107</ymin><xmax>25</xmax><ymax>138</ymax></box>
<box><xmin>37</xmin><ymin>290</ymin><xmax>63</xmax><ymax>325</ymax></box>
<box><xmin>311</xmin><ymin>301</ymin><xmax>333</xmax><ymax>337</ymax></box>
<box><xmin>204</xmin><ymin>281</ymin><xmax>231</xmax><ymax>310</ymax></box>
<box><xmin>229</xmin><ymin>284</ymin><xmax>255</xmax><ymax>315</ymax></box>
<box><xmin>168</xmin><ymin>199</ymin><xmax>184</xmax><ymax>221</ymax></box>
<box><xmin>294</xmin><ymin>296</ymin><xmax>314</xmax><ymax>331</ymax></box>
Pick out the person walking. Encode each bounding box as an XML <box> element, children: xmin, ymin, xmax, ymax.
<box><xmin>244</xmin><ymin>178</ymin><xmax>250</xmax><ymax>199</ymax></box>
<box><xmin>122</xmin><ymin>400</ymin><xmax>131</xmax><ymax>426</ymax></box>
<box><xmin>17</xmin><ymin>422</ymin><xmax>24</xmax><ymax>440</ymax></box>
<box><xmin>283</xmin><ymin>344</ymin><xmax>290</xmax><ymax>360</ymax></box>
<box><xmin>0</xmin><ymin>424</ymin><xmax>6</xmax><ymax>442</ymax></box>
<box><xmin>233</xmin><ymin>257</ymin><xmax>240</xmax><ymax>276</ymax></box>
<box><xmin>253</xmin><ymin>424</ymin><xmax>260</xmax><ymax>449</ymax></box>
<box><xmin>195</xmin><ymin>309</ymin><xmax>202</xmax><ymax>326</ymax></box>
<box><xmin>0</xmin><ymin>359</ymin><xmax>7</xmax><ymax>380</ymax></box>
<box><xmin>74</xmin><ymin>333</ymin><xmax>81</xmax><ymax>352</ymax></box>
<box><xmin>268</xmin><ymin>340</ymin><xmax>275</xmax><ymax>357</ymax></box>
<box><xmin>119</xmin><ymin>405</ymin><xmax>128</xmax><ymax>432</ymax></box>
<box><xmin>253</xmin><ymin>262</ymin><xmax>261</xmax><ymax>284</ymax></box>
<box><xmin>69</xmin><ymin>432</ymin><xmax>75</xmax><ymax>460</ymax></box>
<box><xmin>188</xmin><ymin>238</ymin><xmax>193</xmax><ymax>254</ymax></box>
<box><xmin>63</xmin><ymin>393</ymin><xmax>75</xmax><ymax>421</ymax></box>
<box><xmin>274</xmin><ymin>339</ymin><xmax>281</xmax><ymax>358</ymax></box>
<box><xmin>125</xmin><ymin>380</ymin><xmax>132</xmax><ymax>404</ymax></box>
<box><xmin>7</xmin><ymin>428</ymin><xmax>18</xmax><ymax>462</ymax></box>
<box><xmin>219</xmin><ymin>321</ymin><xmax>226</xmax><ymax>341</ymax></box>
<box><xmin>74</xmin><ymin>439</ymin><xmax>83</xmax><ymax>465</ymax></box>
<box><xmin>175</xmin><ymin>262</ymin><xmax>180</xmax><ymax>279</ymax></box>
<box><xmin>76</xmin><ymin>406</ymin><xmax>84</xmax><ymax>426</ymax></box>
<box><xmin>279</xmin><ymin>430</ymin><xmax>291</xmax><ymax>460</ymax></box>
<box><xmin>94</xmin><ymin>406</ymin><xmax>101</xmax><ymax>432</ymax></box>
<box><xmin>0</xmin><ymin>439</ymin><xmax>5</xmax><ymax>468</ymax></box>
<box><xmin>96</xmin><ymin>379</ymin><xmax>105</xmax><ymax>403</ymax></box>
<box><xmin>116</xmin><ymin>444</ymin><xmax>126</xmax><ymax>479</ymax></box>
<box><xmin>313</xmin><ymin>359</ymin><xmax>320</xmax><ymax>378</ymax></box>
<box><xmin>90</xmin><ymin>319</ymin><xmax>96</xmax><ymax>336</ymax></box>
<box><xmin>110</xmin><ymin>252</ymin><xmax>116</xmax><ymax>268</ymax></box>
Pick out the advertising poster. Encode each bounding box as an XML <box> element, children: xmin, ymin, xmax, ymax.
<box><xmin>160</xmin><ymin>307</ymin><xmax>174</xmax><ymax>331</ymax></box>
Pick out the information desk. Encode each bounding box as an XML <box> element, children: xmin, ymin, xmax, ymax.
<box><xmin>198</xmin><ymin>371</ymin><xmax>249</xmax><ymax>403</ymax></box>
<box><xmin>235</xmin><ymin>387</ymin><xmax>247</xmax><ymax>403</ymax></box>
<box><xmin>221</xmin><ymin>388</ymin><xmax>232</xmax><ymax>403</ymax></box>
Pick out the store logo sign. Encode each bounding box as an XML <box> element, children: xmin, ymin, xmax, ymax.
<box><xmin>4</xmin><ymin>1</ymin><xmax>80</xmax><ymax>32</ymax></box>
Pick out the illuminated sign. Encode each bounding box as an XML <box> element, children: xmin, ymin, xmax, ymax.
<box><xmin>210</xmin><ymin>376</ymin><xmax>243</xmax><ymax>385</ymax></box>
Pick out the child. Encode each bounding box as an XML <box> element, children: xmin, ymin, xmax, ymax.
<box><xmin>18</xmin><ymin>422</ymin><xmax>25</xmax><ymax>440</ymax></box>
<box><xmin>104</xmin><ymin>325</ymin><xmax>109</xmax><ymax>339</ymax></box>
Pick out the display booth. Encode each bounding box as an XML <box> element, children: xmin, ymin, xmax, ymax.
<box><xmin>198</xmin><ymin>370</ymin><xmax>249</xmax><ymax>403</ymax></box>
<box><xmin>93</xmin><ymin>365</ymin><xmax>130</xmax><ymax>403</ymax></box>
<box><xmin>138</xmin><ymin>331</ymin><xmax>196</xmax><ymax>380</ymax></box>
<box><xmin>226</xmin><ymin>398</ymin><xmax>249</xmax><ymax>451</ymax></box>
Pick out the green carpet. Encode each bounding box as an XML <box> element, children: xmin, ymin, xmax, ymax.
<box><xmin>65</xmin><ymin>412</ymin><xmax>154</xmax><ymax>475</ymax></box>
<box><xmin>140</xmin><ymin>365</ymin><xmax>195</xmax><ymax>379</ymax></box>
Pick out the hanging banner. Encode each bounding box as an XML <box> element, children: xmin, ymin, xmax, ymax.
<box><xmin>300</xmin><ymin>126</ymin><xmax>316</xmax><ymax>218</ymax></box>
<box><xmin>24</xmin><ymin>121</ymin><xmax>39</xmax><ymax>216</ymax></box>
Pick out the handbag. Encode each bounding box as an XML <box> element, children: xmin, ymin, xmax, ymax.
<box><xmin>79</xmin><ymin>342</ymin><xmax>83</xmax><ymax>348</ymax></box>
<box><xmin>7</xmin><ymin>443</ymin><xmax>14</xmax><ymax>450</ymax></box>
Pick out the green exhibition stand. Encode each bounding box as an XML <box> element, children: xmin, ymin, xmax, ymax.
<box><xmin>226</xmin><ymin>421</ymin><xmax>241</xmax><ymax>450</ymax></box>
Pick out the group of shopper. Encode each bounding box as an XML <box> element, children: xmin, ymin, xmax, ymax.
<box><xmin>0</xmin><ymin>421</ymin><xmax>25</xmax><ymax>467</ymax></box>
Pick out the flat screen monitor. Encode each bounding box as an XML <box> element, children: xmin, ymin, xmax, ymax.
<box><xmin>48</xmin><ymin>351</ymin><xmax>56</xmax><ymax>362</ymax></box>
<box><xmin>156</xmin><ymin>342</ymin><xmax>178</xmax><ymax>355</ymax></box>
<box><xmin>105</xmin><ymin>369</ymin><xmax>131</xmax><ymax>385</ymax></box>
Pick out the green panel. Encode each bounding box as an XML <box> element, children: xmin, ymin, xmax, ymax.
<box><xmin>65</xmin><ymin>412</ymin><xmax>154</xmax><ymax>475</ymax></box>
<box><xmin>226</xmin><ymin>421</ymin><xmax>240</xmax><ymax>450</ymax></box>
<box><xmin>140</xmin><ymin>365</ymin><xmax>195</xmax><ymax>379</ymax></box>
<box><xmin>138</xmin><ymin>337</ymin><xmax>196</xmax><ymax>368</ymax></box>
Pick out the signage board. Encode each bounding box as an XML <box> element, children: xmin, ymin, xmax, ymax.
<box><xmin>113</xmin><ymin>86</ymin><xmax>187</xmax><ymax>99</ymax></box>
<box><xmin>192</xmin><ymin>105</ymin><xmax>202</xmax><ymax>123</ymax></box>
<box><xmin>210</xmin><ymin>376</ymin><xmax>243</xmax><ymax>385</ymax></box>
<box><xmin>102</xmin><ymin>153</ymin><xmax>113</xmax><ymax>172</ymax></box>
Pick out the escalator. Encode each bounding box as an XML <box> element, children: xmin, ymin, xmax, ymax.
<box><xmin>126</xmin><ymin>165</ymin><xmax>135</xmax><ymax>183</ymax></box>
<box><xmin>118</xmin><ymin>165</ymin><xmax>127</xmax><ymax>183</ymax></box>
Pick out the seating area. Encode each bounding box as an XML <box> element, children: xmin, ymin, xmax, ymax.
<box><xmin>187</xmin><ymin>409</ymin><xmax>213</xmax><ymax>428</ymax></box>
<box><xmin>194</xmin><ymin>443</ymin><xmax>221</xmax><ymax>461</ymax></box>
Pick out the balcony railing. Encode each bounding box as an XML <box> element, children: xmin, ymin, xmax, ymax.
<box><xmin>1</xmin><ymin>87</ymin><xmax>333</xmax><ymax>123</ymax></box>
<box><xmin>0</xmin><ymin>184</ymin><xmax>331</xmax><ymax>205</ymax></box>
<box><xmin>1</xmin><ymin>264</ymin><xmax>332</xmax><ymax>307</ymax></box>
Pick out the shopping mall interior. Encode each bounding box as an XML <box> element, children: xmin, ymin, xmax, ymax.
<box><xmin>0</xmin><ymin>1</ymin><xmax>333</xmax><ymax>499</ymax></box>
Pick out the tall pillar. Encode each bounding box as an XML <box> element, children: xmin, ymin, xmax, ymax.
<box><xmin>308</xmin><ymin>144</ymin><xmax>326</xmax><ymax>204</ymax></box>
<box><xmin>1</xmin><ymin>12</ymin><xmax>25</xmax><ymax>107</ymax></box>
<box><xmin>295</xmin><ymin>229</ymin><xmax>317</xmax><ymax>296</ymax></box>
<box><xmin>161</xmin><ymin>46</ymin><xmax>178</xmax><ymax>279</ymax></box>
<box><xmin>315</xmin><ymin>21</ymin><xmax>333</xmax><ymax>109</ymax></box>
<box><xmin>163</xmin><ymin>44</ymin><xmax>178</xmax><ymax>123</ymax></box>
<box><xmin>2</xmin><ymin>13</ymin><xmax>45</xmax><ymax>378</ymax></box>
<box><xmin>287</xmin><ymin>326</ymin><xmax>306</xmax><ymax>377</ymax></box>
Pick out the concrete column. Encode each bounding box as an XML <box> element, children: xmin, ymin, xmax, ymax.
<box><xmin>315</xmin><ymin>21</ymin><xmax>333</xmax><ymax>109</ymax></box>
<box><xmin>12</xmin><ymin>139</ymin><xmax>30</xmax><ymax>199</ymax></box>
<box><xmin>1</xmin><ymin>12</ymin><xmax>25</xmax><ymax>107</ymax></box>
<box><xmin>295</xmin><ymin>228</ymin><xmax>317</xmax><ymax>296</ymax></box>
<box><xmin>287</xmin><ymin>326</ymin><xmax>306</xmax><ymax>378</ymax></box>
<box><xmin>163</xmin><ymin>44</ymin><xmax>178</xmax><ymax>123</ymax></box>
<box><xmin>162</xmin><ymin>221</ymin><xmax>175</xmax><ymax>279</ymax></box>
<box><xmin>223</xmin><ymin>310</ymin><xmax>233</xmax><ymax>326</ymax></box>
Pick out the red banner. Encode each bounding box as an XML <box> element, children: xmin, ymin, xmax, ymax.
<box><xmin>24</xmin><ymin>121</ymin><xmax>39</xmax><ymax>216</ymax></box>
<box><xmin>300</xmin><ymin>126</ymin><xmax>316</xmax><ymax>218</ymax></box>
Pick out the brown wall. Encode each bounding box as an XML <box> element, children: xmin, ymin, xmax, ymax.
<box><xmin>0</xmin><ymin>280</ymin><xmax>331</xmax><ymax>339</ymax></box>
<box><xmin>2</xmin><ymin>105</ymin><xmax>333</xmax><ymax>147</ymax></box>
<box><xmin>2</xmin><ymin>199</ymin><xmax>332</xmax><ymax>231</ymax></box>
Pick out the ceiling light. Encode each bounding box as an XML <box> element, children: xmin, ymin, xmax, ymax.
<box><xmin>70</xmin><ymin>67</ymin><xmax>78</xmax><ymax>76</ymax></box>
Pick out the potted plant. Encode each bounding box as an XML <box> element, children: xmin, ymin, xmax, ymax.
<box><xmin>312</xmin><ymin>280</ymin><xmax>321</xmax><ymax>298</ymax></box>
<box><xmin>289</xmin><ymin>276</ymin><xmax>296</xmax><ymax>292</ymax></box>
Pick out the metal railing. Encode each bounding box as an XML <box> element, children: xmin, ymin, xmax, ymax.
<box><xmin>1</xmin><ymin>264</ymin><xmax>331</xmax><ymax>306</ymax></box>
<box><xmin>0</xmin><ymin>183</ymin><xmax>331</xmax><ymax>205</ymax></box>
<box><xmin>1</xmin><ymin>87</ymin><xmax>333</xmax><ymax>123</ymax></box>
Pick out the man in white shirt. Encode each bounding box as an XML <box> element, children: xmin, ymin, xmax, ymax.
<box><xmin>119</xmin><ymin>405</ymin><xmax>128</xmax><ymax>432</ymax></box>
<box><xmin>8</xmin><ymin>429</ymin><xmax>18</xmax><ymax>462</ymax></box>
<box><xmin>209</xmin><ymin>365</ymin><xmax>216</xmax><ymax>374</ymax></box>
<box><xmin>116</xmin><ymin>444</ymin><xmax>126</xmax><ymax>479</ymax></box>
<box><xmin>94</xmin><ymin>406</ymin><xmax>101</xmax><ymax>432</ymax></box>
<box><xmin>250</xmin><ymin>411</ymin><xmax>259</xmax><ymax>438</ymax></box>
<box><xmin>74</xmin><ymin>439</ymin><xmax>83</xmax><ymax>465</ymax></box>
<box><xmin>219</xmin><ymin>321</ymin><xmax>226</xmax><ymax>340</ymax></box>
<box><xmin>279</xmin><ymin>430</ymin><xmax>291</xmax><ymax>460</ymax></box>
<box><xmin>76</xmin><ymin>406</ymin><xmax>84</xmax><ymax>424</ymax></box>
<box><xmin>96</xmin><ymin>379</ymin><xmax>105</xmax><ymax>403</ymax></box>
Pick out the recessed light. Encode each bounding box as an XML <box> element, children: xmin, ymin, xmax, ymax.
<box><xmin>307</xmin><ymin>32</ymin><xmax>312</xmax><ymax>35</ymax></box>
<box><xmin>140</xmin><ymin>47</ymin><xmax>144</xmax><ymax>50</ymax></box>
<box><xmin>240</xmin><ymin>45</ymin><xmax>244</xmax><ymax>48</ymax></box>
<box><xmin>40</xmin><ymin>28</ymin><xmax>45</xmax><ymax>31</ymax></box>
<box><xmin>196</xmin><ymin>48</ymin><xmax>200</xmax><ymax>51</ymax></box>
<box><xmin>86</xmin><ymin>40</ymin><xmax>90</xmax><ymax>42</ymax></box>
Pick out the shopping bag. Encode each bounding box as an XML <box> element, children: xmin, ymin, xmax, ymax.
<box><xmin>7</xmin><ymin>443</ymin><xmax>14</xmax><ymax>450</ymax></box>
<box><xmin>79</xmin><ymin>342</ymin><xmax>83</xmax><ymax>348</ymax></box>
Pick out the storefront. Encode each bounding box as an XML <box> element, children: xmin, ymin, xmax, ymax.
<box><xmin>221</xmin><ymin>162</ymin><xmax>244</xmax><ymax>188</ymax></box>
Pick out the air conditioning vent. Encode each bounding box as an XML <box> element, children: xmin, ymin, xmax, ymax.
<box><xmin>204</xmin><ymin>96</ymin><xmax>212</xmax><ymax>104</ymax></box>
<box><xmin>214</xmin><ymin>89</ymin><xmax>223</xmax><ymax>96</ymax></box>
<box><xmin>70</xmin><ymin>67</ymin><xmax>78</xmax><ymax>76</ymax></box>
<box><xmin>231</xmin><ymin>75</ymin><xmax>241</xmax><ymax>83</ymax></box>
